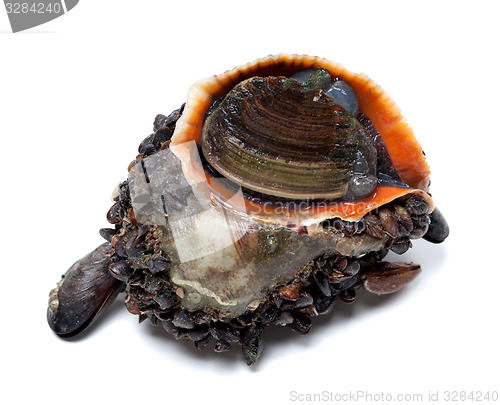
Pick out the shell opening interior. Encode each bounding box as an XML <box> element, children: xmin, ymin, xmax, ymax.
<box><xmin>199</xmin><ymin>68</ymin><xmax>408</xmax><ymax>204</ymax></box>
<box><xmin>170</xmin><ymin>54</ymin><xmax>434</xmax><ymax>224</ymax></box>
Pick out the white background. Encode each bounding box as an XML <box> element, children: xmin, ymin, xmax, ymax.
<box><xmin>1</xmin><ymin>1</ymin><xmax>499</xmax><ymax>404</ymax></box>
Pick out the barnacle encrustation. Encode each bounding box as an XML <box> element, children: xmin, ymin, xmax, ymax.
<box><xmin>47</xmin><ymin>54</ymin><xmax>449</xmax><ymax>365</ymax></box>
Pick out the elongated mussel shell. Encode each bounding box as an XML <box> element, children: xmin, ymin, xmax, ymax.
<box><xmin>423</xmin><ymin>207</ymin><xmax>450</xmax><ymax>243</ymax></box>
<box><xmin>47</xmin><ymin>243</ymin><xmax>124</xmax><ymax>337</ymax></box>
<box><xmin>362</xmin><ymin>262</ymin><xmax>422</xmax><ymax>295</ymax></box>
<box><xmin>201</xmin><ymin>76</ymin><xmax>376</xmax><ymax>200</ymax></box>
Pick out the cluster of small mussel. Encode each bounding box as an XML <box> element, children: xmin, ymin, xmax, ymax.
<box><xmin>48</xmin><ymin>55</ymin><xmax>449</xmax><ymax>365</ymax></box>
<box><xmin>98</xmin><ymin>107</ymin><xmax>440</xmax><ymax>365</ymax></box>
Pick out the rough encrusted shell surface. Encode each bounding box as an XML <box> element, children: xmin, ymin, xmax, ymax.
<box><xmin>47</xmin><ymin>54</ymin><xmax>449</xmax><ymax>366</ymax></box>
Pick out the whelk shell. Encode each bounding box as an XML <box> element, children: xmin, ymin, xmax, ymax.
<box><xmin>46</xmin><ymin>54</ymin><xmax>449</xmax><ymax>365</ymax></box>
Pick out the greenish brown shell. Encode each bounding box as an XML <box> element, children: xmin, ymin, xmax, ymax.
<box><xmin>201</xmin><ymin>76</ymin><xmax>376</xmax><ymax>200</ymax></box>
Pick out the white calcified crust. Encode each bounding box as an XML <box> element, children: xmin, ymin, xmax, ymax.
<box><xmin>170</xmin><ymin>54</ymin><xmax>434</xmax><ymax>225</ymax></box>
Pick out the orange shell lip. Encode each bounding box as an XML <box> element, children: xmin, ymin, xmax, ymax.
<box><xmin>170</xmin><ymin>54</ymin><xmax>434</xmax><ymax>223</ymax></box>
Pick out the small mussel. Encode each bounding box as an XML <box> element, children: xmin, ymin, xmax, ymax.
<box><xmin>47</xmin><ymin>54</ymin><xmax>449</xmax><ymax>365</ymax></box>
